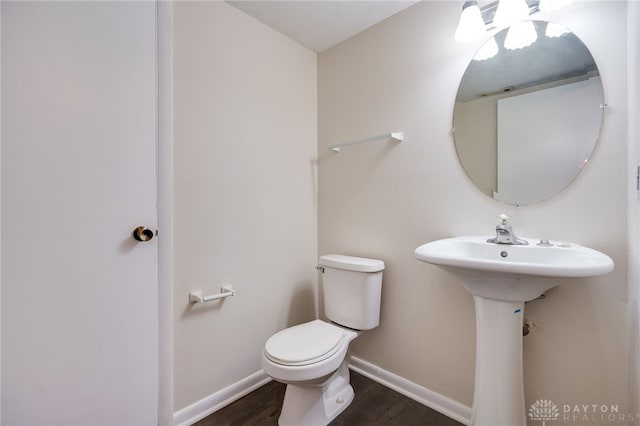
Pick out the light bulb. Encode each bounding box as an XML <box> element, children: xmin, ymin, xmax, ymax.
<box><xmin>504</xmin><ymin>20</ymin><xmax>538</xmax><ymax>50</ymax></box>
<box><xmin>455</xmin><ymin>0</ymin><xmax>486</xmax><ymax>42</ymax></box>
<box><xmin>545</xmin><ymin>22</ymin><xmax>569</xmax><ymax>38</ymax></box>
<box><xmin>473</xmin><ymin>37</ymin><xmax>499</xmax><ymax>61</ymax></box>
<box><xmin>493</xmin><ymin>0</ymin><xmax>530</xmax><ymax>29</ymax></box>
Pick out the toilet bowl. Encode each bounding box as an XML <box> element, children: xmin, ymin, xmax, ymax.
<box><xmin>261</xmin><ymin>255</ymin><xmax>384</xmax><ymax>426</ymax></box>
<box><xmin>263</xmin><ymin>320</ymin><xmax>358</xmax><ymax>382</ymax></box>
<box><xmin>262</xmin><ymin>320</ymin><xmax>359</xmax><ymax>425</ymax></box>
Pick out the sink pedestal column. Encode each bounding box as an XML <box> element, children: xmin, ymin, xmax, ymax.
<box><xmin>471</xmin><ymin>296</ymin><xmax>526</xmax><ymax>426</ymax></box>
<box><xmin>415</xmin><ymin>237</ymin><xmax>615</xmax><ymax>425</ymax></box>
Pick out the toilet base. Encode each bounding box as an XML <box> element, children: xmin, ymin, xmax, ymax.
<box><xmin>278</xmin><ymin>359</ymin><xmax>354</xmax><ymax>426</ymax></box>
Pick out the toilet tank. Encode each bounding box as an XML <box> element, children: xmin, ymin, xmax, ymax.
<box><xmin>318</xmin><ymin>255</ymin><xmax>384</xmax><ymax>330</ymax></box>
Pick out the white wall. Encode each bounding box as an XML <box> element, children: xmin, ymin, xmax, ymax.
<box><xmin>318</xmin><ymin>1</ymin><xmax>628</xmax><ymax>420</ymax></box>
<box><xmin>172</xmin><ymin>1</ymin><xmax>317</xmax><ymax>413</ymax></box>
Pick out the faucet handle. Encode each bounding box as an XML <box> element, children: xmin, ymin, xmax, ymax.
<box><xmin>537</xmin><ymin>238</ymin><xmax>553</xmax><ymax>247</ymax></box>
<box><xmin>497</xmin><ymin>213</ymin><xmax>510</xmax><ymax>225</ymax></box>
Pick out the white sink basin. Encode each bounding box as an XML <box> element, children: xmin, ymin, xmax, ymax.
<box><xmin>415</xmin><ymin>236</ymin><xmax>615</xmax><ymax>426</ymax></box>
<box><xmin>415</xmin><ymin>236</ymin><xmax>614</xmax><ymax>301</ymax></box>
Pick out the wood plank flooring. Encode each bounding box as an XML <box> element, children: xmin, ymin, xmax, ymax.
<box><xmin>195</xmin><ymin>371</ymin><xmax>464</xmax><ymax>426</ymax></box>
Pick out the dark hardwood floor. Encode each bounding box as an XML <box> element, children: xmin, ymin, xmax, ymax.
<box><xmin>195</xmin><ymin>371</ymin><xmax>464</xmax><ymax>426</ymax></box>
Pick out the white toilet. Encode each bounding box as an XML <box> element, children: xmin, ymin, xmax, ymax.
<box><xmin>262</xmin><ymin>254</ymin><xmax>384</xmax><ymax>426</ymax></box>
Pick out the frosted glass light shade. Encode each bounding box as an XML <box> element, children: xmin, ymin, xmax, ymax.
<box><xmin>493</xmin><ymin>0</ymin><xmax>530</xmax><ymax>29</ymax></box>
<box><xmin>473</xmin><ymin>37</ymin><xmax>499</xmax><ymax>61</ymax></box>
<box><xmin>504</xmin><ymin>20</ymin><xmax>537</xmax><ymax>50</ymax></box>
<box><xmin>455</xmin><ymin>0</ymin><xmax>486</xmax><ymax>42</ymax></box>
<box><xmin>545</xmin><ymin>21</ymin><xmax>570</xmax><ymax>38</ymax></box>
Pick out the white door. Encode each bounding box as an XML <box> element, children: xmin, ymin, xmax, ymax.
<box><xmin>1</xmin><ymin>2</ymin><xmax>158</xmax><ymax>425</ymax></box>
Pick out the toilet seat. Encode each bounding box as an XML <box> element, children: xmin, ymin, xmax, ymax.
<box><xmin>264</xmin><ymin>320</ymin><xmax>346</xmax><ymax>366</ymax></box>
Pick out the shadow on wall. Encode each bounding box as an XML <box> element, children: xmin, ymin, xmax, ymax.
<box><xmin>287</xmin><ymin>281</ymin><xmax>317</xmax><ymax>327</ymax></box>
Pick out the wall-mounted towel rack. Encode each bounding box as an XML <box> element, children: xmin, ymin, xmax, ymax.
<box><xmin>189</xmin><ymin>285</ymin><xmax>235</xmax><ymax>304</ymax></box>
<box><xmin>329</xmin><ymin>132</ymin><xmax>403</xmax><ymax>153</ymax></box>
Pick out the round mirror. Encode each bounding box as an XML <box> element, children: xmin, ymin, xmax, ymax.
<box><xmin>453</xmin><ymin>20</ymin><xmax>603</xmax><ymax>206</ymax></box>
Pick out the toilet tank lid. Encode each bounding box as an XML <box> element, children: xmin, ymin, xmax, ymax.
<box><xmin>319</xmin><ymin>255</ymin><xmax>385</xmax><ymax>272</ymax></box>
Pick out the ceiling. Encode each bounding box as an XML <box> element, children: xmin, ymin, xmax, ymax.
<box><xmin>226</xmin><ymin>0</ymin><xmax>419</xmax><ymax>52</ymax></box>
<box><xmin>226</xmin><ymin>1</ymin><xmax>594</xmax><ymax>102</ymax></box>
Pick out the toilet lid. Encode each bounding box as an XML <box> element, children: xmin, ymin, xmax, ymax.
<box><xmin>264</xmin><ymin>320</ymin><xmax>344</xmax><ymax>366</ymax></box>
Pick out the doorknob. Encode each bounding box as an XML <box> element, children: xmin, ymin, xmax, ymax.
<box><xmin>133</xmin><ymin>226</ymin><xmax>155</xmax><ymax>242</ymax></box>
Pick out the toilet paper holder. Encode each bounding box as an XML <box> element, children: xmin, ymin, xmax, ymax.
<box><xmin>189</xmin><ymin>285</ymin><xmax>235</xmax><ymax>304</ymax></box>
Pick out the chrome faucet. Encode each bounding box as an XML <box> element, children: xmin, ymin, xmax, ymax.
<box><xmin>486</xmin><ymin>214</ymin><xmax>529</xmax><ymax>245</ymax></box>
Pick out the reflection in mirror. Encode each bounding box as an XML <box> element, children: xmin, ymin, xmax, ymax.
<box><xmin>453</xmin><ymin>20</ymin><xmax>603</xmax><ymax>206</ymax></box>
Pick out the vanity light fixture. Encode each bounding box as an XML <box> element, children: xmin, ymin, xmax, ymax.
<box><xmin>455</xmin><ymin>0</ymin><xmax>550</xmax><ymax>43</ymax></box>
<box><xmin>454</xmin><ymin>0</ymin><xmax>534</xmax><ymax>43</ymax></box>
<box><xmin>473</xmin><ymin>37</ymin><xmax>500</xmax><ymax>60</ymax></box>
<box><xmin>545</xmin><ymin>21</ymin><xmax>570</xmax><ymax>38</ymax></box>
<box><xmin>455</xmin><ymin>0</ymin><xmax>571</xmax><ymax>44</ymax></box>
<box><xmin>493</xmin><ymin>0</ymin><xmax>531</xmax><ymax>29</ymax></box>
<box><xmin>454</xmin><ymin>0</ymin><xmax>486</xmax><ymax>42</ymax></box>
<box><xmin>504</xmin><ymin>20</ymin><xmax>538</xmax><ymax>49</ymax></box>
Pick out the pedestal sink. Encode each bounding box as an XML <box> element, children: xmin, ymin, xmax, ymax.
<box><xmin>415</xmin><ymin>236</ymin><xmax>614</xmax><ymax>426</ymax></box>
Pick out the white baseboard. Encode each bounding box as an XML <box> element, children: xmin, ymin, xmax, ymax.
<box><xmin>171</xmin><ymin>358</ymin><xmax>472</xmax><ymax>426</ymax></box>
<box><xmin>349</xmin><ymin>356</ymin><xmax>472</xmax><ymax>426</ymax></box>
<box><xmin>172</xmin><ymin>370</ymin><xmax>271</xmax><ymax>426</ymax></box>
